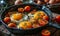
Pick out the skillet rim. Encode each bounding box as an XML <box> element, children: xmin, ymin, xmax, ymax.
<box><xmin>0</xmin><ymin>3</ymin><xmax>52</xmax><ymax>31</ymax></box>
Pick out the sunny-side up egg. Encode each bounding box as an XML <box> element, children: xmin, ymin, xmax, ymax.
<box><xmin>34</xmin><ymin>11</ymin><xmax>46</xmax><ymax>20</ymax></box>
<box><xmin>17</xmin><ymin>21</ymin><xmax>32</xmax><ymax>29</ymax></box>
<box><xmin>10</xmin><ymin>13</ymin><xmax>23</xmax><ymax>23</ymax></box>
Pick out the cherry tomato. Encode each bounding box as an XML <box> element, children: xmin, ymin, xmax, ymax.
<box><xmin>18</xmin><ymin>8</ymin><xmax>24</xmax><ymax>13</ymax></box>
<box><xmin>55</xmin><ymin>15</ymin><xmax>60</xmax><ymax>24</ymax></box>
<box><xmin>8</xmin><ymin>23</ymin><xmax>16</xmax><ymax>28</ymax></box>
<box><xmin>24</xmin><ymin>6</ymin><xmax>31</xmax><ymax>12</ymax></box>
<box><xmin>41</xmin><ymin>30</ymin><xmax>50</xmax><ymax>36</ymax></box>
<box><xmin>4</xmin><ymin>17</ymin><xmax>11</xmax><ymax>23</ymax></box>
<box><xmin>38</xmin><ymin>19</ymin><xmax>48</xmax><ymax>26</ymax></box>
<box><xmin>43</xmin><ymin>16</ymin><xmax>49</xmax><ymax>21</ymax></box>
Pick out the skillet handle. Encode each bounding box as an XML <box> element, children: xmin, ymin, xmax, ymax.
<box><xmin>48</xmin><ymin>22</ymin><xmax>60</xmax><ymax>29</ymax></box>
<box><xmin>42</xmin><ymin>6</ymin><xmax>60</xmax><ymax>29</ymax></box>
<box><xmin>42</xmin><ymin>6</ymin><xmax>53</xmax><ymax>18</ymax></box>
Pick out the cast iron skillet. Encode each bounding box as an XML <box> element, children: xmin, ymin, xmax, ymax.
<box><xmin>0</xmin><ymin>3</ymin><xmax>52</xmax><ymax>35</ymax></box>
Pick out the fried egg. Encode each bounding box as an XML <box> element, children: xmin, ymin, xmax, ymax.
<box><xmin>34</xmin><ymin>11</ymin><xmax>46</xmax><ymax>19</ymax></box>
<box><xmin>10</xmin><ymin>13</ymin><xmax>23</xmax><ymax>23</ymax></box>
<box><xmin>17</xmin><ymin>21</ymin><xmax>32</xmax><ymax>29</ymax></box>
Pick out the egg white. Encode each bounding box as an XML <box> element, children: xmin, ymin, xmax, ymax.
<box><xmin>10</xmin><ymin>13</ymin><xmax>23</xmax><ymax>24</ymax></box>
<box><xmin>10</xmin><ymin>13</ymin><xmax>29</xmax><ymax>24</ymax></box>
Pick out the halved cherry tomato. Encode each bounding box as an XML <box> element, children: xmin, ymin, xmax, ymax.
<box><xmin>43</xmin><ymin>16</ymin><xmax>49</xmax><ymax>21</ymax></box>
<box><xmin>55</xmin><ymin>15</ymin><xmax>60</xmax><ymax>24</ymax></box>
<box><xmin>8</xmin><ymin>23</ymin><xmax>16</xmax><ymax>28</ymax></box>
<box><xmin>18</xmin><ymin>8</ymin><xmax>24</xmax><ymax>13</ymax></box>
<box><xmin>4</xmin><ymin>17</ymin><xmax>11</xmax><ymax>23</ymax></box>
<box><xmin>38</xmin><ymin>19</ymin><xmax>48</xmax><ymax>26</ymax></box>
<box><xmin>24</xmin><ymin>6</ymin><xmax>31</xmax><ymax>12</ymax></box>
<box><xmin>41</xmin><ymin>30</ymin><xmax>50</xmax><ymax>36</ymax></box>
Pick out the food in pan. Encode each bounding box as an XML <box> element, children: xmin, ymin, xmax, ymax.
<box><xmin>8</xmin><ymin>23</ymin><xmax>16</xmax><ymax>28</ymax></box>
<box><xmin>24</xmin><ymin>6</ymin><xmax>31</xmax><ymax>12</ymax></box>
<box><xmin>18</xmin><ymin>21</ymin><xmax>32</xmax><ymax>29</ymax></box>
<box><xmin>34</xmin><ymin>11</ymin><xmax>46</xmax><ymax>20</ymax></box>
<box><xmin>18</xmin><ymin>8</ymin><xmax>24</xmax><ymax>13</ymax></box>
<box><xmin>3</xmin><ymin>6</ymin><xmax>49</xmax><ymax>29</ymax></box>
<box><xmin>43</xmin><ymin>15</ymin><xmax>49</xmax><ymax>21</ymax></box>
<box><xmin>4</xmin><ymin>17</ymin><xmax>11</xmax><ymax>23</ymax></box>
<box><xmin>38</xmin><ymin>19</ymin><xmax>48</xmax><ymax>26</ymax></box>
<box><xmin>11</xmin><ymin>13</ymin><xmax>23</xmax><ymax>20</ymax></box>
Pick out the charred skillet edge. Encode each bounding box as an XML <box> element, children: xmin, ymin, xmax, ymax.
<box><xmin>0</xmin><ymin>3</ymin><xmax>44</xmax><ymax>30</ymax></box>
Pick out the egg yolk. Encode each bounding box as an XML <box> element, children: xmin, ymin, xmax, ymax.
<box><xmin>12</xmin><ymin>13</ymin><xmax>23</xmax><ymax>20</ymax></box>
<box><xmin>18</xmin><ymin>21</ymin><xmax>32</xmax><ymax>29</ymax></box>
<box><xmin>34</xmin><ymin>11</ymin><xmax>45</xmax><ymax>19</ymax></box>
<box><xmin>39</xmin><ymin>11</ymin><xmax>45</xmax><ymax>16</ymax></box>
